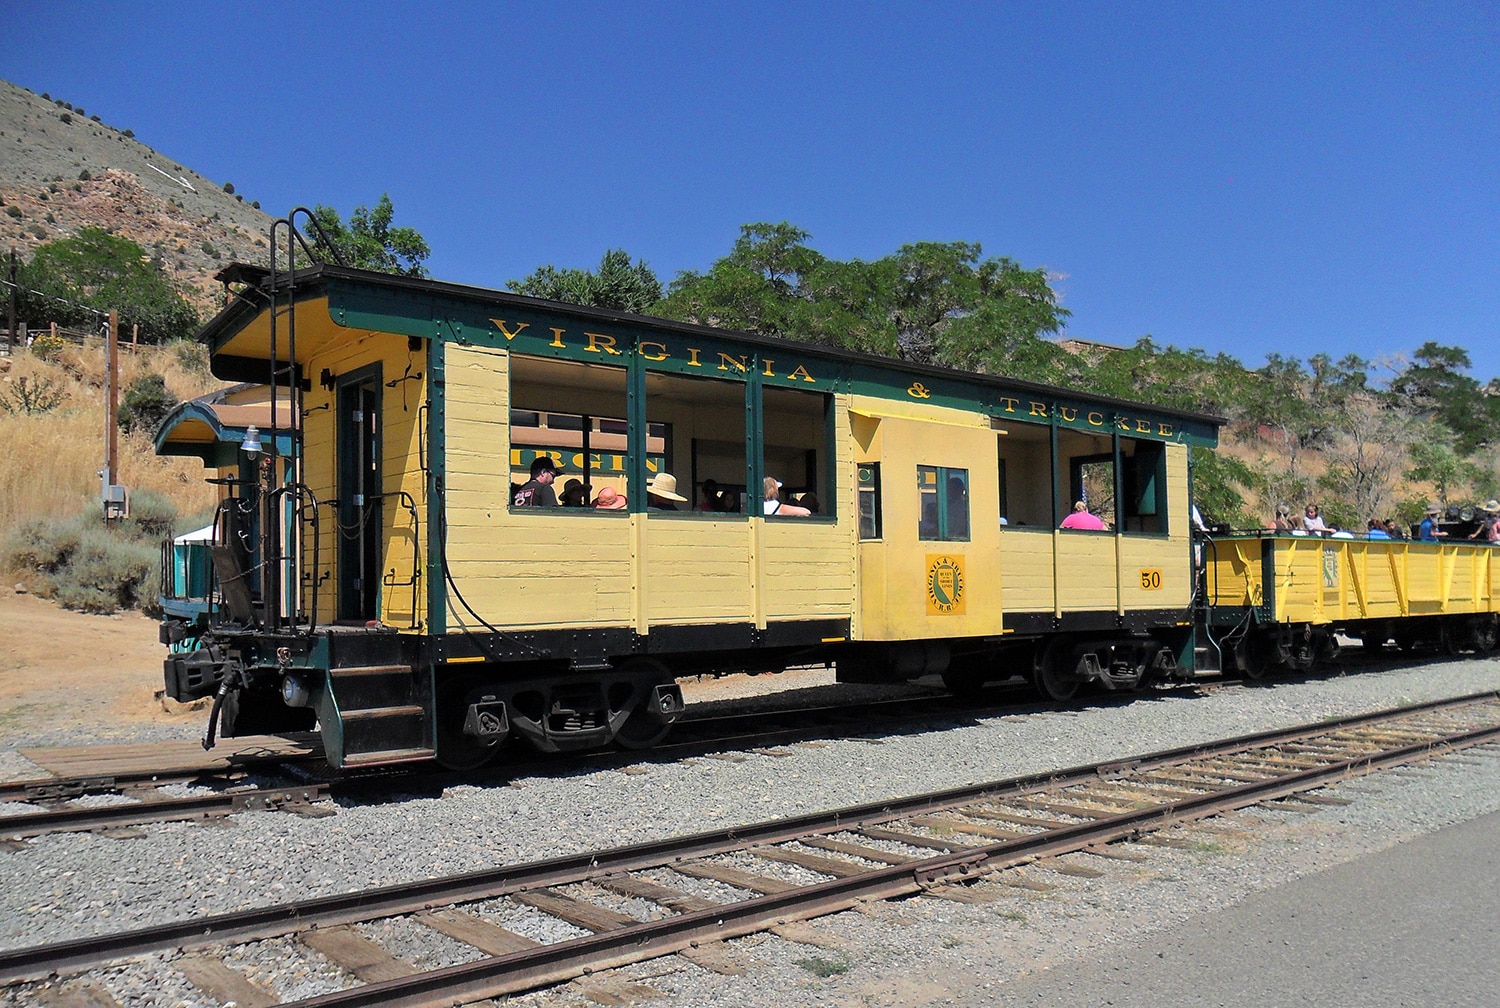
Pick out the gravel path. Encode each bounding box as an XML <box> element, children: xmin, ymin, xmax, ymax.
<box><xmin>3</xmin><ymin>657</ymin><xmax>1499</xmax><ymax>1006</ymax></box>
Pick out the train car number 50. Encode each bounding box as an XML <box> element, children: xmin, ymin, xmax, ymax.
<box><xmin>1139</xmin><ymin>569</ymin><xmax>1163</xmax><ymax>590</ymax></box>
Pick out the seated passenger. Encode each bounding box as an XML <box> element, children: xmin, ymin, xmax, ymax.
<box><xmin>763</xmin><ymin>476</ymin><xmax>810</xmax><ymax>516</ymax></box>
<box><xmin>1272</xmin><ymin>503</ymin><xmax>1300</xmax><ymax>533</ymax></box>
<box><xmin>1382</xmin><ymin>518</ymin><xmax>1404</xmax><ymax>539</ymax></box>
<box><xmin>513</xmin><ymin>456</ymin><xmax>561</xmax><ymax>507</ymax></box>
<box><xmin>646</xmin><ymin>472</ymin><xmax>688</xmax><ymax>510</ymax></box>
<box><xmin>1302</xmin><ymin>503</ymin><xmax>1329</xmax><ymax>535</ymax></box>
<box><xmin>1418</xmin><ymin>503</ymin><xmax>1448</xmax><ymax>541</ymax></box>
<box><xmin>558</xmin><ymin>478</ymin><xmax>590</xmax><ymax>507</ymax></box>
<box><xmin>1366</xmin><ymin>519</ymin><xmax>1390</xmax><ymax>539</ymax></box>
<box><xmin>593</xmin><ymin>486</ymin><xmax>627</xmax><ymax>510</ymax></box>
<box><xmin>1468</xmin><ymin>500</ymin><xmax>1500</xmax><ymax>543</ymax></box>
<box><xmin>799</xmin><ymin>491</ymin><xmax>821</xmax><ymax>515</ymax></box>
<box><xmin>695</xmin><ymin>479</ymin><xmax>722</xmax><ymax>512</ymax></box>
<box><xmin>1059</xmin><ymin>500</ymin><xmax>1107</xmax><ymax>530</ymax></box>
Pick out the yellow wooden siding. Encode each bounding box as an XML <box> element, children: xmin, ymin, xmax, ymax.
<box><xmin>644</xmin><ymin>520</ymin><xmax>755</xmax><ymax>625</ymax></box>
<box><xmin>850</xmin><ymin>405</ymin><xmax>1005</xmax><ymax>640</ymax></box>
<box><xmin>442</xmin><ymin>347</ymin><xmax>857</xmax><ymax>635</ymax></box>
<box><xmin>1054</xmin><ymin>533</ymin><xmax>1120</xmax><ymax>611</ymax></box>
<box><xmin>997</xmin><ymin>529</ymin><xmax>1055</xmax><ymax>613</ymax></box>
<box><xmin>1208</xmin><ymin>536</ymin><xmax>1500</xmax><ymax>624</ymax></box>
<box><xmin>297</xmin><ymin>331</ymin><xmax>426</xmax><ymax>630</ymax></box>
<box><xmin>1118</xmin><ymin>535</ymin><xmax>1192</xmax><ymax>611</ymax></box>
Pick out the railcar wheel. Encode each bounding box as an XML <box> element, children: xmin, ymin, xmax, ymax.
<box><xmin>613</xmin><ymin>659</ymin><xmax>676</xmax><ymax>751</ymax></box>
<box><xmin>1474</xmin><ymin>620</ymin><xmax>1498</xmax><ymax>655</ymax></box>
<box><xmin>435</xmin><ymin>676</ymin><xmax>504</xmax><ymax>771</ymax></box>
<box><xmin>1233</xmin><ymin>632</ymin><xmax>1274</xmax><ymax>681</ymax></box>
<box><xmin>1440</xmin><ymin>622</ymin><xmax>1463</xmax><ymax>656</ymax></box>
<box><xmin>1034</xmin><ymin>641</ymin><xmax>1083</xmax><ymax>702</ymax></box>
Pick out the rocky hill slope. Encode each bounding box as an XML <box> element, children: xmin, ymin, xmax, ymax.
<box><xmin>0</xmin><ymin>78</ymin><xmax>275</xmax><ymax>318</ymax></box>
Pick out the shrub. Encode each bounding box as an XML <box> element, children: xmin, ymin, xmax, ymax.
<box><xmin>78</xmin><ymin>169</ymin><xmax>90</xmax><ymax>181</ymax></box>
<box><xmin>0</xmin><ymin>376</ymin><xmax>67</xmax><ymax>415</ymax></box>
<box><xmin>223</xmin><ymin>181</ymin><xmax>234</xmax><ymax>194</ymax></box>
<box><xmin>117</xmin><ymin>372</ymin><xmax>179</xmax><ymax>434</ymax></box>
<box><xmin>201</xmin><ymin>240</ymin><xmax>219</xmax><ymax>258</ymax></box>
<box><xmin>5</xmin><ymin>205</ymin><xmax>21</xmax><ymax>219</ymax></box>
<box><xmin>170</xmin><ymin>338</ymin><xmax>210</xmax><ymax>376</ymax></box>
<box><xmin>5</xmin><ymin>504</ymin><xmax>171</xmax><ymax>615</ymax></box>
<box><xmin>52</xmin><ymin>527</ymin><xmax>158</xmax><ymax>614</ymax></box>
<box><xmin>29</xmin><ymin>331</ymin><xmax>67</xmax><ymax>361</ymax></box>
<box><xmin>124</xmin><ymin>488</ymin><xmax>179</xmax><ymax>541</ymax></box>
<box><xmin>59</xmin><ymin>113</ymin><xmax>71</xmax><ymax>124</ymax></box>
<box><xmin>123</xmin><ymin>129</ymin><xmax>134</xmax><ymax>138</ymax></box>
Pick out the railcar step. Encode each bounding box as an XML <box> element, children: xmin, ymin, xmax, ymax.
<box><xmin>340</xmin><ymin>747</ymin><xmax>435</xmax><ymax>767</ymax></box>
<box><xmin>340</xmin><ymin>704</ymin><xmax>425</xmax><ymax>721</ymax></box>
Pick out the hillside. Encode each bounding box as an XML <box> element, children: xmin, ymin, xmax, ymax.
<box><xmin>0</xmin><ymin>77</ymin><xmax>274</xmax><ymax>318</ymax></box>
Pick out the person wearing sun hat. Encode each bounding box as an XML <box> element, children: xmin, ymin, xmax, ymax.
<box><xmin>645</xmin><ymin>472</ymin><xmax>688</xmax><ymax>510</ymax></box>
<box><xmin>1418</xmin><ymin>502</ymin><xmax>1447</xmax><ymax>542</ymax></box>
<box><xmin>592</xmin><ymin>486</ymin><xmax>628</xmax><ymax>510</ymax></box>
<box><xmin>1469</xmin><ymin>499</ymin><xmax>1500</xmax><ymax>543</ymax></box>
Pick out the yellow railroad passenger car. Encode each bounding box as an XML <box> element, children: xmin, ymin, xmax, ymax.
<box><xmin>159</xmin><ymin>252</ymin><xmax>1224</xmax><ymax>769</ymax></box>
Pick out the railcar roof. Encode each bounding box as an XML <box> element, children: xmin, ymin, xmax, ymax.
<box><xmin>199</xmin><ymin>261</ymin><xmax>1226</xmax><ymax>444</ymax></box>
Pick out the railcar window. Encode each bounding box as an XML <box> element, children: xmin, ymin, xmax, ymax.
<box><xmin>508</xmin><ymin>355</ymin><xmax>634</xmax><ymax>506</ymax></box>
<box><xmin>996</xmin><ymin>424</ymin><xmax>1050</xmax><ymax>527</ymax></box>
<box><xmin>918</xmin><ymin>465</ymin><xmax>969</xmax><ymax>541</ymax></box>
<box><xmin>762</xmin><ymin>386</ymin><xmax>833</xmax><ymax>517</ymax></box>
<box><xmin>647</xmin><ymin>369</ymin><xmax>747</xmax><ymax>513</ymax></box>
<box><xmin>858</xmin><ymin>463</ymin><xmax>882</xmax><ymax>539</ymax></box>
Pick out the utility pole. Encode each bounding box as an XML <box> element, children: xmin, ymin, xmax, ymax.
<box><xmin>102</xmin><ymin>309</ymin><xmax>126</xmax><ymax>521</ymax></box>
<box><xmin>6</xmin><ymin>248</ymin><xmax>15</xmax><ymax>351</ymax></box>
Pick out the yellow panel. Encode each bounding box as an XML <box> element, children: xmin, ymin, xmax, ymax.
<box><xmin>1055</xmin><ymin>534</ymin><xmax>1119</xmax><ymax>611</ymax></box>
<box><xmin>998</xmin><ymin>529</ymin><xmax>1055</xmax><ymax>613</ymax></box>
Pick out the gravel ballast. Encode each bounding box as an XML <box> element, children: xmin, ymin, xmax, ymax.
<box><xmin>3</xmin><ymin>657</ymin><xmax>1499</xmax><ymax>1007</ymax></box>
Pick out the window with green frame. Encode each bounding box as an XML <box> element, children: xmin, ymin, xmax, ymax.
<box><xmin>917</xmin><ymin>465</ymin><xmax>969</xmax><ymax>542</ymax></box>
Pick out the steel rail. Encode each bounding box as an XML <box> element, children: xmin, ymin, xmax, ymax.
<box><xmin>281</xmin><ymin>714</ymin><xmax>1500</xmax><ymax>1006</ymax></box>
<box><xmin>0</xmin><ymin>785</ymin><xmax>331</xmax><ymax>842</ymax></box>
<box><xmin>2</xmin><ymin>690</ymin><xmax>1495</xmax><ymax>988</ymax></box>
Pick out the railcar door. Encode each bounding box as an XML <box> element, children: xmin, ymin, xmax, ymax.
<box><xmin>337</xmin><ymin>366</ymin><xmax>383</xmax><ymax>621</ymax></box>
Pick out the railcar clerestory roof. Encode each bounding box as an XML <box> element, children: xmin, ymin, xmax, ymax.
<box><xmin>199</xmin><ymin>262</ymin><xmax>1225</xmax><ymax>448</ymax></box>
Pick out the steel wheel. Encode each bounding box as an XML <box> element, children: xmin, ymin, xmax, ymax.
<box><xmin>1034</xmin><ymin>641</ymin><xmax>1082</xmax><ymax>702</ymax></box>
<box><xmin>613</xmin><ymin>659</ymin><xmax>676</xmax><ymax>751</ymax></box>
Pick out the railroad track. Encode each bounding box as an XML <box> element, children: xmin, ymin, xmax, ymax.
<box><xmin>0</xmin><ymin>649</ymin><xmax>1457</xmax><ymax>844</ymax></box>
<box><xmin>5</xmin><ymin>691</ymin><xmax>1497</xmax><ymax>1008</ymax></box>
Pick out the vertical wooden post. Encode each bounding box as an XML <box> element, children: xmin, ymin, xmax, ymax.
<box><xmin>5</xmin><ymin>248</ymin><xmax>15</xmax><ymax>351</ymax></box>
<box><xmin>106</xmin><ymin>309</ymin><xmax>119</xmax><ymax>497</ymax></box>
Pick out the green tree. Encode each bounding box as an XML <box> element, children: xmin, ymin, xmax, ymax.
<box><xmin>309</xmin><ymin>194</ymin><xmax>430</xmax><ymax>276</ymax></box>
<box><xmin>17</xmin><ymin>228</ymin><xmax>201</xmax><ymax>343</ymax></box>
<box><xmin>1387</xmin><ymin>342</ymin><xmax>1493</xmax><ymax>455</ymax></box>
<box><xmin>509</xmin><ymin>249</ymin><xmax>663</xmax><ymax>313</ymax></box>
<box><xmin>659</xmin><ymin>223</ymin><xmax>1069</xmax><ymax>369</ymax></box>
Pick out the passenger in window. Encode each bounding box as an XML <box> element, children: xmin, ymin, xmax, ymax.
<box><xmin>945</xmin><ymin>477</ymin><xmax>968</xmax><ymax>538</ymax></box>
<box><xmin>1419</xmin><ymin>503</ymin><xmax>1448</xmax><ymax>541</ymax></box>
<box><xmin>646</xmin><ymin>472</ymin><xmax>688</xmax><ymax>511</ymax></box>
<box><xmin>1382</xmin><ymin>518</ymin><xmax>1405</xmax><ymax>539</ymax></box>
<box><xmin>763</xmin><ymin>477</ymin><xmax>810</xmax><ymax>516</ymax></box>
<box><xmin>696</xmin><ymin>479</ymin><xmax>722</xmax><ymax>512</ymax></box>
<box><xmin>593</xmin><ymin>487</ymin><xmax>627</xmax><ymax>510</ymax></box>
<box><xmin>513</xmin><ymin>457</ymin><xmax>561</xmax><ymax>507</ymax></box>
<box><xmin>1302</xmin><ymin>503</ymin><xmax>1329</xmax><ymax>535</ymax></box>
<box><xmin>799</xmin><ymin>492</ymin><xmax>821</xmax><ymax>515</ymax></box>
<box><xmin>1468</xmin><ymin>500</ymin><xmax>1500</xmax><ymax>543</ymax></box>
<box><xmin>1272</xmin><ymin>503</ymin><xmax>1299</xmax><ymax>532</ymax></box>
<box><xmin>1366</xmin><ymin>519</ymin><xmax>1391</xmax><ymax>539</ymax></box>
<box><xmin>1060</xmin><ymin>500</ymin><xmax>1106</xmax><ymax>530</ymax></box>
<box><xmin>558</xmin><ymin>479</ymin><xmax>590</xmax><ymax>507</ymax></box>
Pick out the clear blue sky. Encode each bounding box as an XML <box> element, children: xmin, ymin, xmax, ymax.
<box><xmin>10</xmin><ymin>2</ymin><xmax>1499</xmax><ymax>381</ymax></box>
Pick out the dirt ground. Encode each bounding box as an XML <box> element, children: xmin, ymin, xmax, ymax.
<box><xmin>0</xmin><ymin>587</ymin><xmax>843</xmax><ymax>744</ymax></box>
<box><xmin>0</xmin><ymin>587</ymin><xmax>205</xmax><ymax>740</ymax></box>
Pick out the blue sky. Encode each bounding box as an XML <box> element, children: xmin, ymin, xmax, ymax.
<box><xmin>9</xmin><ymin>2</ymin><xmax>1499</xmax><ymax>381</ymax></box>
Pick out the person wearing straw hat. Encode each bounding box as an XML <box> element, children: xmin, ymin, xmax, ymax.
<box><xmin>645</xmin><ymin>472</ymin><xmax>688</xmax><ymax>511</ymax></box>
<box><xmin>1418</xmin><ymin>503</ymin><xmax>1448</xmax><ymax>541</ymax></box>
<box><xmin>1469</xmin><ymin>500</ymin><xmax>1500</xmax><ymax>543</ymax></box>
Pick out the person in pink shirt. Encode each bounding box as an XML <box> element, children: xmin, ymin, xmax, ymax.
<box><xmin>1060</xmin><ymin>500</ymin><xmax>1108</xmax><ymax>530</ymax></box>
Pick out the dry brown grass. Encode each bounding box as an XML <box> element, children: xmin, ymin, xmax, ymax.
<box><xmin>0</xmin><ymin>343</ymin><xmax>225</xmax><ymax>535</ymax></box>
